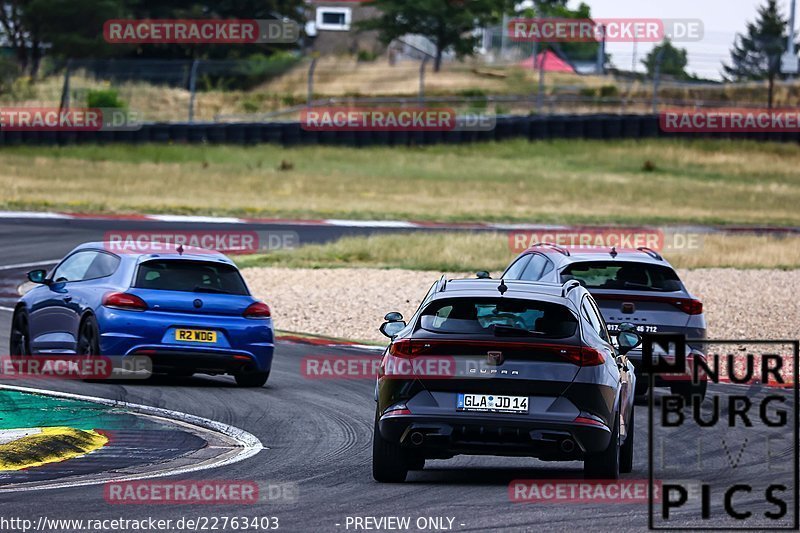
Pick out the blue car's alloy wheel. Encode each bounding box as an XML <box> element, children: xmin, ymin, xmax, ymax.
<box><xmin>77</xmin><ymin>316</ymin><xmax>101</xmax><ymax>356</ymax></box>
<box><xmin>10</xmin><ymin>310</ymin><xmax>30</xmax><ymax>356</ymax></box>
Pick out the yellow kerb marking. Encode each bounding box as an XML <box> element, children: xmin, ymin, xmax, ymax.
<box><xmin>0</xmin><ymin>427</ymin><xmax>108</xmax><ymax>471</ymax></box>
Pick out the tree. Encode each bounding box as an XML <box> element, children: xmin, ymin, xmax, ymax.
<box><xmin>642</xmin><ymin>38</ymin><xmax>689</xmax><ymax>79</ymax></box>
<box><xmin>515</xmin><ymin>0</ymin><xmax>599</xmax><ymax>63</ymax></box>
<box><xmin>360</xmin><ymin>0</ymin><xmax>513</xmax><ymax>72</ymax></box>
<box><xmin>723</xmin><ymin>0</ymin><xmax>794</xmax><ymax>109</ymax></box>
<box><xmin>0</xmin><ymin>0</ymin><xmax>304</xmax><ymax>74</ymax></box>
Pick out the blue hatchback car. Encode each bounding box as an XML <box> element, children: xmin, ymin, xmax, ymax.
<box><xmin>9</xmin><ymin>242</ymin><xmax>274</xmax><ymax>387</ymax></box>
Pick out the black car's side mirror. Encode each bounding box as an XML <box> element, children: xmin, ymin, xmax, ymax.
<box><xmin>476</xmin><ymin>271</ymin><xmax>491</xmax><ymax>279</ymax></box>
<box><xmin>380</xmin><ymin>312</ymin><xmax>406</xmax><ymax>338</ymax></box>
<box><xmin>616</xmin><ymin>331</ymin><xmax>642</xmax><ymax>356</ymax></box>
<box><xmin>27</xmin><ymin>269</ymin><xmax>48</xmax><ymax>285</ymax></box>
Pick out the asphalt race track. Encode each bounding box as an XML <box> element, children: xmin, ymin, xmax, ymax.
<box><xmin>0</xmin><ymin>217</ymin><xmax>796</xmax><ymax>532</ymax></box>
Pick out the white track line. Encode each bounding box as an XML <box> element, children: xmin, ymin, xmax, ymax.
<box><xmin>323</xmin><ymin>219</ymin><xmax>419</xmax><ymax>228</ymax></box>
<box><xmin>0</xmin><ymin>384</ymin><xmax>264</xmax><ymax>493</ymax></box>
<box><xmin>147</xmin><ymin>214</ymin><xmax>245</xmax><ymax>224</ymax></box>
<box><xmin>0</xmin><ymin>212</ymin><xmax>72</xmax><ymax>219</ymax></box>
<box><xmin>0</xmin><ymin>260</ymin><xmax>58</xmax><ymax>271</ymax></box>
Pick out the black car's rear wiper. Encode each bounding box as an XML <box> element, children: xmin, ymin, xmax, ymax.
<box><xmin>493</xmin><ymin>325</ymin><xmax>545</xmax><ymax>337</ymax></box>
<box><xmin>193</xmin><ymin>286</ymin><xmax>232</xmax><ymax>294</ymax></box>
<box><xmin>622</xmin><ymin>282</ymin><xmax>665</xmax><ymax>291</ymax></box>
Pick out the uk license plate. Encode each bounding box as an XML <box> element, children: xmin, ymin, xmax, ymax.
<box><xmin>175</xmin><ymin>329</ymin><xmax>217</xmax><ymax>343</ymax></box>
<box><xmin>457</xmin><ymin>393</ymin><xmax>529</xmax><ymax>414</ymax></box>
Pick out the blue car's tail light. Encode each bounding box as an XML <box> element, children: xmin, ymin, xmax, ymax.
<box><xmin>102</xmin><ymin>292</ymin><xmax>148</xmax><ymax>311</ymax></box>
<box><xmin>243</xmin><ymin>301</ymin><xmax>271</xmax><ymax>319</ymax></box>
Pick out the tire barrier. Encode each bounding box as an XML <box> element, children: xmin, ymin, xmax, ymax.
<box><xmin>1</xmin><ymin>114</ymin><xmax>797</xmax><ymax>146</ymax></box>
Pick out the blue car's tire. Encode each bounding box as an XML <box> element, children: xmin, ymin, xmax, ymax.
<box><xmin>10</xmin><ymin>309</ymin><xmax>31</xmax><ymax>356</ymax></box>
<box><xmin>234</xmin><ymin>371</ymin><xmax>269</xmax><ymax>387</ymax></box>
<box><xmin>77</xmin><ymin>316</ymin><xmax>101</xmax><ymax>356</ymax></box>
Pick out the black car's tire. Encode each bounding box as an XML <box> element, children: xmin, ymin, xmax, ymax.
<box><xmin>234</xmin><ymin>371</ymin><xmax>270</xmax><ymax>387</ymax></box>
<box><xmin>10</xmin><ymin>309</ymin><xmax>31</xmax><ymax>356</ymax></box>
<box><xmin>76</xmin><ymin>315</ymin><xmax>101</xmax><ymax>356</ymax></box>
<box><xmin>372</xmin><ymin>417</ymin><xmax>410</xmax><ymax>483</ymax></box>
<box><xmin>670</xmin><ymin>378</ymin><xmax>707</xmax><ymax>404</ymax></box>
<box><xmin>584</xmin><ymin>412</ymin><xmax>620</xmax><ymax>480</ymax></box>
<box><xmin>408</xmin><ymin>454</ymin><xmax>425</xmax><ymax>471</ymax></box>
<box><xmin>620</xmin><ymin>406</ymin><xmax>634</xmax><ymax>474</ymax></box>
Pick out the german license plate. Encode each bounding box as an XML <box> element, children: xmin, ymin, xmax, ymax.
<box><xmin>607</xmin><ymin>323</ymin><xmax>658</xmax><ymax>334</ymax></box>
<box><xmin>175</xmin><ymin>329</ymin><xmax>217</xmax><ymax>343</ymax></box>
<box><xmin>457</xmin><ymin>393</ymin><xmax>528</xmax><ymax>414</ymax></box>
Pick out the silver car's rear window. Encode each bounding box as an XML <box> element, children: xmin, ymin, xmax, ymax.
<box><xmin>561</xmin><ymin>261</ymin><xmax>682</xmax><ymax>292</ymax></box>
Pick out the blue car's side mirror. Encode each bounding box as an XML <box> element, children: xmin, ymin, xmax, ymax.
<box><xmin>27</xmin><ymin>269</ymin><xmax>48</xmax><ymax>285</ymax></box>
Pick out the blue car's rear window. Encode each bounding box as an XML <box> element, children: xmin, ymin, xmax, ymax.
<box><xmin>134</xmin><ymin>260</ymin><xmax>249</xmax><ymax>295</ymax></box>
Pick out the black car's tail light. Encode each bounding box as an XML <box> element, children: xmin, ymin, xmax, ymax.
<box><xmin>573</xmin><ymin>413</ymin><xmax>609</xmax><ymax>429</ymax></box>
<box><xmin>243</xmin><ymin>302</ymin><xmax>271</xmax><ymax>319</ymax></box>
<box><xmin>102</xmin><ymin>292</ymin><xmax>148</xmax><ymax>311</ymax></box>
<box><xmin>388</xmin><ymin>339</ymin><xmax>602</xmax><ymax>366</ymax></box>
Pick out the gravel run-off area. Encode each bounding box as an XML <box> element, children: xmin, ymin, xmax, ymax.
<box><xmin>243</xmin><ymin>267</ymin><xmax>799</xmax><ymax>345</ymax></box>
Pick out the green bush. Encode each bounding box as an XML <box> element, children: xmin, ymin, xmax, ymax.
<box><xmin>599</xmin><ymin>85</ymin><xmax>619</xmax><ymax>98</ymax></box>
<box><xmin>356</xmin><ymin>50</ymin><xmax>380</xmax><ymax>62</ymax></box>
<box><xmin>0</xmin><ymin>58</ymin><xmax>22</xmax><ymax>95</ymax></box>
<box><xmin>86</xmin><ymin>89</ymin><xmax>126</xmax><ymax>109</ymax></box>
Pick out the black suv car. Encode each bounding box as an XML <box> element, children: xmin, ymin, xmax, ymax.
<box><xmin>373</xmin><ymin>277</ymin><xmax>640</xmax><ymax>483</ymax></box>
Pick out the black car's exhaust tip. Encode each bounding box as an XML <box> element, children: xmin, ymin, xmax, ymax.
<box><xmin>560</xmin><ymin>439</ymin><xmax>575</xmax><ymax>453</ymax></box>
<box><xmin>410</xmin><ymin>432</ymin><xmax>425</xmax><ymax>446</ymax></box>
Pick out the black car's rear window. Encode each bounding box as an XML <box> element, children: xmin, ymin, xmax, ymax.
<box><xmin>419</xmin><ymin>298</ymin><xmax>578</xmax><ymax>338</ymax></box>
<box><xmin>561</xmin><ymin>261</ymin><xmax>682</xmax><ymax>292</ymax></box>
<box><xmin>134</xmin><ymin>260</ymin><xmax>249</xmax><ymax>295</ymax></box>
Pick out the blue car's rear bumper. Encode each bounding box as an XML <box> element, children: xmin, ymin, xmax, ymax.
<box><xmin>96</xmin><ymin>307</ymin><xmax>274</xmax><ymax>373</ymax></box>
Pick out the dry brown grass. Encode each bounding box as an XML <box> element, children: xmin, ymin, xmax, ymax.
<box><xmin>3</xmin><ymin>140</ymin><xmax>800</xmax><ymax>226</ymax></box>
<box><xmin>236</xmin><ymin>232</ymin><xmax>800</xmax><ymax>271</ymax></box>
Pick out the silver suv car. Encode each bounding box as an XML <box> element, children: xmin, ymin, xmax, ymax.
<box><xmin>501</xmin><ymin>243</ymin><xmax>707</xmax><ymax>400</ymax></box>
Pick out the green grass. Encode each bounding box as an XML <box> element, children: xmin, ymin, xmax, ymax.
<box><xmin>234</xmin><ymin>232</ymin><xmax>800</xmax><ymax>271</ymax></box>
<box><xmin>3</xmin><ymin>139</ymin><xmax>800</xmax><ymax>225</ymax></box>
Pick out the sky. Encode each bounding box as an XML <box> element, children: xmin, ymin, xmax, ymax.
<box><xmin>572</xmin><ymin>0</ymin><xmax>796</xmax><ymax>79</ymax></box>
